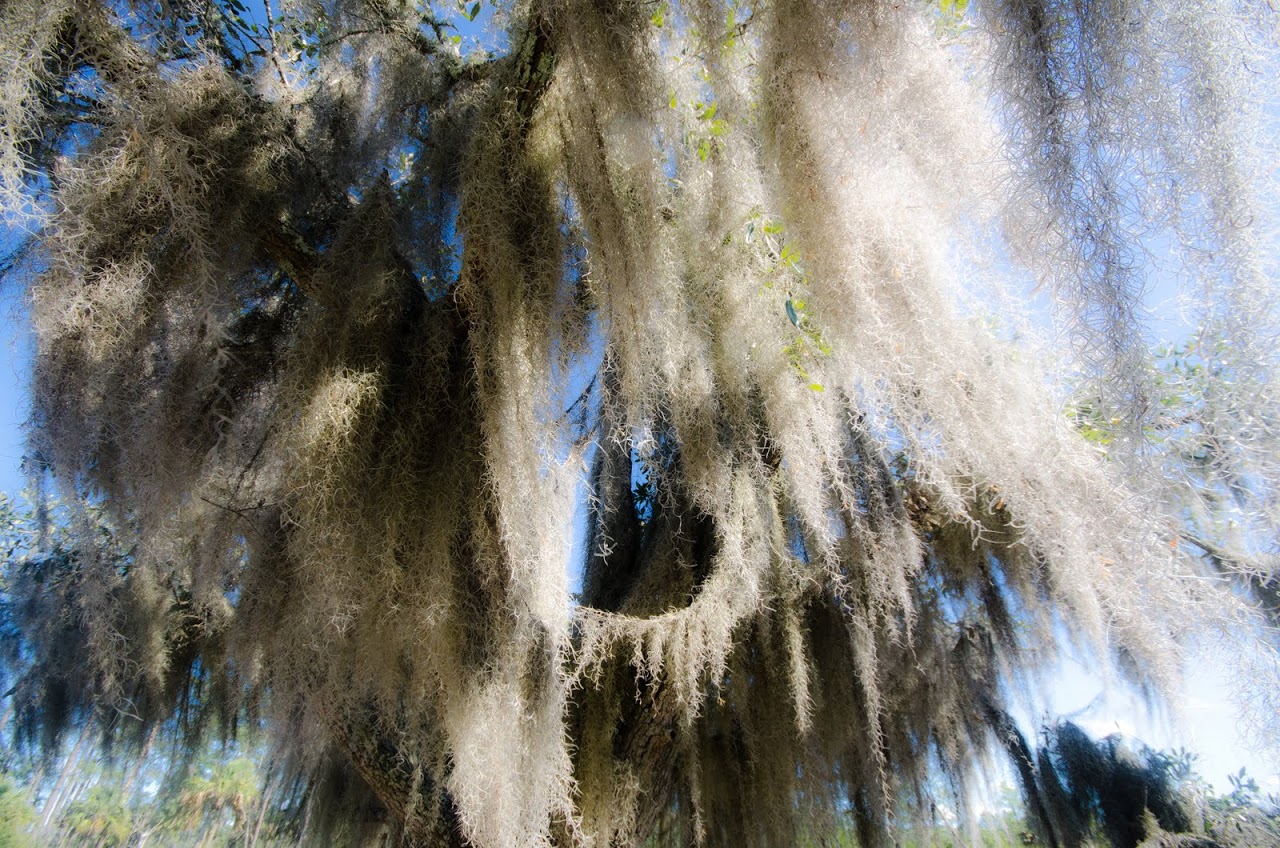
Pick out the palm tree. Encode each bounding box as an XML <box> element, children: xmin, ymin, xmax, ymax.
<box><xmin>58</xmin><ymin>785</ymin><xmax>131</xmax><ymax>848</ymax></box>
<box><xmin>177</xmin><ymin>758</ymin><xmax>259</xmax><ymax>848</ymax></box>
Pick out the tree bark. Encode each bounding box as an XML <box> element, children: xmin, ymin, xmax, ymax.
<box><xmin>326</xmin><ymin>715</ymin><xmax>468</xmax><ymax>848</ymax></box>
<box><xmin>616</xmin><ymin>682</ymin><xmax>685</xmax><ymax>847</ymax></box>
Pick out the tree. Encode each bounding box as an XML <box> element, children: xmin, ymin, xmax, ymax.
<box><xmin>0</xmin><ymin>773</ymin><xmax>35</xmax><ymax>848</ymax></box>
<box><xmin>58</xmin><ymin>785</ymin><xmax>132</xmax><ymax>848</ymax></box>
<box><xmin>0</xmin><ymin>0</ymin><xmax>1278</xmax><ymax>845</ymax></box>
<box><xmin>175</xmin><ymin>757</ymin><xmax>258</xmax><ymax>847</ymax></box>
<box><xmin>1021</xmin><ymin>722</ymin><xmax>1280</xmax><ymax>848</ymax></box>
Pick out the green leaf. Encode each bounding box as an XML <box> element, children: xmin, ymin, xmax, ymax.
<box><xmin>466</xmin><ymin>2</ymin><xmax>481</xmax><ymax>20</ymax></box>
<box><xmin>698</xmin><ymin>139</ymin><xmax>711</xmax><ymax>161</ymax></box>
<box><xmin>786</xmin><ymin>299</ymin><xmax>800</xmax><ymax>327</ymax></box>
<box><xmin>808</xmin><ymin>383</ymin><xmax>825</xmax><ymax>392</ymax></box>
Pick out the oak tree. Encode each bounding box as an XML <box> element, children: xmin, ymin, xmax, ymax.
<box><xmin>1</xmin><ymin>0</ymin><xmax>1278</xmax><ymax>845</ymax></box>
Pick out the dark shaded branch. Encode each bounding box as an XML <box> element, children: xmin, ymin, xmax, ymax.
<box><xmin>615</xmin><ymin>681</ymin><xmax>684</xmax><ymax>847</ymax></box>
<box><xmin>327</xmin><ymin>716</ymin><xmax>468</xmax><ymax>847</ymax></box>
<box><xmin>581</xmin><ymin>357</ymin><xmax>642</xmax><ymax>612</ymax></box>
<box><xmin>977</xmin><ymin>694</ymin><xmax>1061</xmax><ymax>848</ymax></box>
<box><xmin>510</xmin><ymin>10</ymin><xmax>557</xmax><ymax>125</ymax></box>
<box><xmin>257</xmin><ymin>226</ymin><xmax>329</xmax><ymax>304</ymax></box>
<box><xmin>313</xmin><ymin>7</ymin><xmax>559</xmax><ymax>841</ymax></box>
<box><xmin>1178</xmin><ymin>532</ymin><xmax>1280</xmax><ymax>624</ymax></box>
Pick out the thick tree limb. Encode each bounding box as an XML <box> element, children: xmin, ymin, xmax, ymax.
<box><xmin>327</xmin><ymin>716</ymin><xmax>467</xmax><ymax>847</ymax></box>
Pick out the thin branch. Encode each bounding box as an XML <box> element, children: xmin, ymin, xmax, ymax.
<box><xmin>197</xmin><ymin>496</ymin><xmax>271</xmax><ymax>544</ymax></box>
<box><xmin>261</xmin><ymin>0</ymin><xmax>289</xmax><ymax>87</ymax></box>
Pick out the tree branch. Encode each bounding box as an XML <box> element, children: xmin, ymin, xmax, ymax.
<box><xmin>327</xmin><ymin>715</ymin><xmax>468</xmax><ymax>847</ymax></box>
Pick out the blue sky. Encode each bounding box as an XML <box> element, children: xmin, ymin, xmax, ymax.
<box><xmin>1038</xmin><ymin>646</ymin><xmax>1278</xmax><ymax>795</ymax></box>
<box><xmin>0</xmin><ymin>234</ymin><xmax>31</xmax><ymax>497</ymax></box>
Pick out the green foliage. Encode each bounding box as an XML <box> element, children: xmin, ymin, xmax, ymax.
<box><xmin>61</xmin><ymin>785</ymin><xmax>133</xmax><ymax>848</ymax></box>
<box><xmin>176</xmin><ymin>756</ymin><xmax>259</xmax><ymax>834</ymax></box>
<box><xmin>781</xmin><ymin>294</ymin><xmax>833</xmax><ymax>391</ymax></box>
<box><xmin>935</xmin><ymin>0</ymin><xmax>970</xmax><ymax>33</ymax></box>
<box><xmin>0</xmin><ymin>775</ymin><xmax>34</xmax><ymax>848</ymax></box>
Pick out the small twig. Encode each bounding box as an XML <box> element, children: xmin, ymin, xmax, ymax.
<box><xmin>198</xmin><ymin>496</ymin><xmax>271</xmax><ymax>543</ymax></box>
<box><xmin>561</xmin><ymin>373</ymin><xmax>599</xmax><ymax>421</ymax></box>
<box><xmin>1177</xmin><ymin>531</ymin><xmax>1280</xmax><ymax>580</ymax></box>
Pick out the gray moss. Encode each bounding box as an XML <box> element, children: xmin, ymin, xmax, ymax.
<box><xmin>1</xmin><ymin>0</ymin><xmax>1277</xmax><ymax>845</ymax></box>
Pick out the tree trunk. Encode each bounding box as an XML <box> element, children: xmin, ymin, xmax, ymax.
<box><xmin>121</xmin><ymin>724</ymin><xmax>158</xmax><ymax>797</ymax></box>
<box><xmin>616</xmin><ymin>682</ymin><xmax>684</xmax><ymax>847</ymax></box>
<box><xmin>40</xmin><ymin>729</ymin><xmax>93</xmax><ymax>832</ymax></box>
<box><xmin>247</xmin><ymin>772</ymin><xmax>273</xmax><ymax>848</ymax></box>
